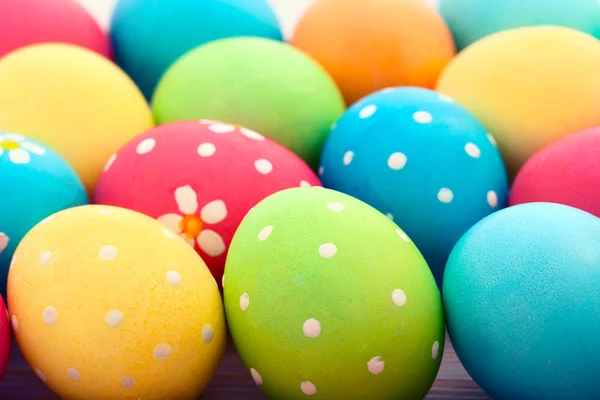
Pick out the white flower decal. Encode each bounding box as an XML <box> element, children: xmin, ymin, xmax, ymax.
<box><xmin>0</xmin><ymin>233</ymin><xmax>8</xmax><ymax>254</ymax></box>
<box><xmin>157</xmin><ymin>185</ymin><xmax>227</xmax><ymax>257</ymax></box>
<box><xmin>0</xmin><ymin>133</ymin><xmax>45</xmax><ymax>164</ymax></box>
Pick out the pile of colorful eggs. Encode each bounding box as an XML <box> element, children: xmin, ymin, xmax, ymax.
<box><xmin>0</xmin><ymin>0</ymin><xmax>600</xmax><ymax>399</ymax></box>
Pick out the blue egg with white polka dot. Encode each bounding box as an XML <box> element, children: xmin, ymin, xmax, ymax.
<box><xmin>319</xmin><ymin>87</ymin><xmax>509</xmax><ymax>289</ymax></box>
<box><xmin>0</xmin><ymin>132</ymin><xmax>87</xmax><ymax>297</ymax></box>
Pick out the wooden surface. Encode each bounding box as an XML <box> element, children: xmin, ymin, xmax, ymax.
<box><xmin>0</xmin><ymin>337</ymin><xmax>490</xmax><ymax>399</ymax></box>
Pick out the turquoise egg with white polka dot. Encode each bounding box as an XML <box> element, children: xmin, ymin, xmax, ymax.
<box><xmin>0</xmin><ymin>132</ymin><xmax>87</xmax><ymax>295</ymax></box>
<box><xmin>224</xmin><ymin>187</ymin><xmax>445</xmax><ymax>400</ymax></box>
<box><xmin>319</xmin><ymin>87</ymin><xmax>509</xmax><ymax>289</ymax></box>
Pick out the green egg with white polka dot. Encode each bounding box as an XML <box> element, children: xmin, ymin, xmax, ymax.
<box><xmin>224</xmin><ymin>187</ymin><xmax>444</xmax><ymax>399</ymax></box>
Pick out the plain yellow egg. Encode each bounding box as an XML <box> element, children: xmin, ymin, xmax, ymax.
<box><xmin>436</xmin><ymin>26</ymin><xmax>600</xmax><ymax>176</ymax></box>
<box><xmin>0</xmin><ymin>43</ymin><xmax>154</xmax><ymax>192</ymax></box>
<box><xmin>7</xmin><ymin>205</ymin><xmax>225</xmax><ymax>400</ymax></box>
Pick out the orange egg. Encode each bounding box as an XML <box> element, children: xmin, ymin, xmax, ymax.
<box><xmin>290</xmin><ymin>0</ymin><xmax>456</xmax><ymax>105</ymax></box>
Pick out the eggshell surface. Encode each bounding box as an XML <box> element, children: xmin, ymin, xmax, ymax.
<box><xmin>510</xmin><ymin>127</ymin><xmax>600</xmax><ymax>217</ymax></box>
<box><xmin>290</xmin><ymin>0</ymin><xmax>456</xmax><ymax>105</ymax></box>
<box><xmin>111</xmin><ymin>0</ymin><xmax>283</xmax><ymax>99</ymax></box>
<box><xmin>444</xmin><ymin>203</ymin><xmax>600</xmax><ymax>400</ymax></box>
<box><xmin>438</xmin><ymin>0</ymin><xmax>600</xmax><ymax>51</ymax></box>
<box><xmin>320</xmin><ymin>87</ymin><xmax>508</xmax><ymax>289</ymax></box>
<box><xmin>0</xmin><ymin>43</ymin><xmax>154</xmax><ymax>192</ymax></box>
<box><xmin>94</xmin><ymin>121</ymin><xmax>321</xmax><ymax>287</ymax></box>
<box><xmin>0</xmin><ymin>132</ymin><xmax>87</xmax><ymax>296</ymax></box>
<box><xmin>224</xmin><ymin>187</ymin><xmax>444</xmax><ymax>399</ymax></box>
<box><xmin>0</xmin><ymin>0</ymin><xmax>112</xmax><ymax>59</ymax></box>
<box><xmin>0</xmin><ymin>296</ymin><xmax>11</xmax><ymax>382</ymax></box>
<box><xmin>152</xmin><ymin>37</ymin><xmax>345</xmax><ymax>168</ymax></box>
<box><xmin>436</xmin><ymin>26</ymin><xmax>600</xmax><ymax>176</ymax></box>
<box><xmin>8</xmin><ymin>205</ymin><xmax>226</xmax><ymax>400</ymax></box>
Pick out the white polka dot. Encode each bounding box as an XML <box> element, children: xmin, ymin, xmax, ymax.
<box><xmin>413</xmin><ymin>111</ymin><xmax>433</xmax><ymax>124</ymax></box>
<box><xmin>318</xmin><ymin>167</ymin><xmax>324</xmax><ymax>176</ymax></box>
<box><xmin>209</xmin><ymin>123</ymin><xmax>236</xmax><ymax>133</ymax></box>
<box><xmin>300</xmin><ymin>180</ymin><xmax>311</xmax><ymax>187</ymax></box>
<box><xmin>386</xmin><ymin>213</ymin><xmax>394</xmax><ymax>220</ymax></box>
<box><xmin>437</xmin><ymin>188</ymin><xmax>454</xmax><ymax>203</ymax></box>
<box><xmin>34</xmin><ymin>368</ymin><xmax>46</xmax><ymax>383</ymax></box>
<box><xmin>42</xmin><ymin>306</ymin><xmax>58</xmax><ymax>327</ymax></box>
<box><xmin>487</xmin><ymin>132</ymin><xmax>497</xmax><ymax>147</ymax></box>
<box><xmin>154</xmin><ymin>344</ymin><xmax>172</xmax><ymax>361</ymax></box>
<box><xmin>327</xmin><ymin>202</ymin><xmax>345</xmax><ymax>212</ymax></box>
<box><xmin>98</xmin><ymin>209</ymin><xmax>112</xmax><ymax>216</ymax></box>
<box><xmin>343</xmin><ymin>151</ymin><xmax>354</xmax><ymax>165</ymax></box>
<box><xmin>136</xmin><ymin>138</ymin><xmax>156</xmax><ymax>155</ymax></box>
<box><xmin>39</xmin><ymin>251</ymin><xmax>52</xmax><ymax>265</ymax></box>
<box><xmin>301</xmin><ymin>381</ymin><xmax>317</xmax><ymax>395</ymax></box>
<box><xmin>359</xmin><ymin>105</ymin><xmax>377</xmax><ymax>119</ymax></box>
<box><xmin>255</xmin><ymin>159</ymin><xmax>273</xmax><ymax>174</ymax></box>
<box><xmin>392</xmin><ymin>289</ymin><xmax>407</xmax><ymax>307</ymax></box>
<box><xmin>202</xmin><ymin>324</ymin><xmax>214</xmax><ymax>344</ymax></box>
<box><xmin>67</xmin><ymin>368</ymin><xmax>80</xmax><ymax>381</ymax></box>
<box><xmin>387</xmin><ymin>152</ymin><xmax>407</xmax><ymax>170</ymax></box>
<box><xmin>487</xmin><ymin>191</ymin><xmax>498</xmax><ymax>208</ymax></box>
<box><xmin>464</xmin><ymin>143</ymin><xmax>481</xmax><ymax>158</ymax></box>
<box><xmin>318</xmin><ymin>243</ymin><xmax>337</xmax><ymax>258</ymax></box>
<box><xmin>121</xmin><ymin>376</ymin><xmax>135</xmax><ymax>389</ymax></box>
<box><xmin>99</xmin><ymin>245</ymin><xmax>118</xmax><ymax>261</ymax></box>
<box><xmin>303</xmin><ymin>318</ymin><xmax>321</xmax><ymax>338</ymax></box>
<box><xmin>240</xmin><ymin>293</ymin><xmax>250</xmax><ymax>311</ymax></box>
<box><xmin>11</xmin><ymin>315</ymin><xmax>18</xmax><ymax>333</ymax></box>
<box><xmin>250</xmin><ymin>368</ymin><xmax>263</xmax><ymax>386</ymax></box>
<box><xmin>432</xmin><ymin>341</ymin><xmax>440</xmax><ymax>360</ymax></box>
<box><xmin>438</xmin><ymin>93</ymin><xmax>455</xmax><ymax>102</ymax></box>
<box><xmin>162</xmin><ymin>228</ymin><xmax>177</xmax><ymax>239</ymax></box>
<box><xmin>395</xmin><ymin>229</ymin><xmax>409</xmax><ymax>242</ymax></box>
<box><xmin>258</xmin><ymin>226</ymin><xmax>273</xmax><ymax>241</ymax></box>
<box><xmin>166</xmin><ymin>270</ymin><xmax>181</xmax><ymax>286</ymax></box>
<box><xmin>197</xmin><ymin>142</ymin><xmax>216</xmax><ymax>157</ymax></box>
<box><xmin>105</xmin><ymin>310</ymin><xmax>123</xmax><ymax>328</ymax></box>
<box><xmin>104</xmin><ymin>154</ymin><xmax>117</xmax><ymax>172</ymax></box>
<box><xmin>368</xmin><ymin>356</ymin><xmax>385</xmax><ymax>375</ymax></box>
<box><xmin>240</xmin><ymin>128</ymin><xmax>265</xmax><ymax>141</ymax></box>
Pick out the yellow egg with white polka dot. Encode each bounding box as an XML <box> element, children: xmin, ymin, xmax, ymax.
<box><xmin>7</xmin><ymin>205</ymin><xmax>225</xmax><ymax>400</ymax></box>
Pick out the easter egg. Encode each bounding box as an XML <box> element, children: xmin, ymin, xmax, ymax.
<box><xmin>510</xmin><ymin>128</ymin><xmax>600</xmax><ymax>217</ymax></box>
<box><xmin>438</xmin><ymin>0</ymin><xmax>600</xmax><ymax>51</ymax></box>
<box><xmin>444</xmin><ymin>203</ymin><xmax>600</xmax><ymax>400</ymax></box>
<box><xmin>0</xmin><ymin>296</ymin><xmax>10</xmax><ymax>382</ymax></box>
<box><xmin>224</xmin><ymin>187</ymin><xmax>444</xmax><ymax>399</ymax></box>
<box><xmin>436</xmin><ymin>26</ymin><xmax>600</xmax><ymax>177</ymax></box>
<box><xmin>290</xmin><ymin>0</ymin><xmax>456</xmax><ymax>105</ymax></box>
<box><xmin>319</xmin><ymin>87</ymin><xmax>508</xmax><ymax>288</ymax></box>
<box><xmin>0</xmin><ymin>43</ymin><xmax>154</xmax><ymax>192</ymax></box>
<box><xmin>152</xmin><ymin>37</ymin><xmax>345</xmax><ymax>169</ymax></box>
<box><xmin>94</xmin><ymin>120</ymin><xmax>321</xmax><ymax>287</ymax></box>
<box><xmin>111</xmin><ymin>0</ymin><xmax>283</xmax><ymax>99</ymax></box>
<box><xmin>8</xmin><ymin>205</ymin><xmax>226</xmax><ymax>400</ymax></box>
<box><xmin>0</xmin><ymin>0</ymin><xmax>111</xmax><ymax>59</ymax></box>
<box><xmin>0</xmin><ymin>132</ymin><xmax>87</xmax><ymax>296</ymax></box>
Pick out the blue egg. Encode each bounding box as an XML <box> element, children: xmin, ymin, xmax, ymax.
<box><xmin>0</xmin><ymin>132</ymin><xmax>87</xmax><ymax>295</ymax></box>
<box><xmin>319</xmin><ymin>87</ymin><xmax>508</xmax><ymax>288</ymax></box>
<box><xmin>443</xmin><ymin>203</ymin><xmax>600</xmax><ymax>400</ymax></box>
<box><xmin>438</xmin><ymin>0</ymin><xmax>600</xmax><ymax>50</ymax></box>
<box><xmin>111</xmin><ymin>0</ymin><xmax>283</xmax><ymax>99</ymax></box>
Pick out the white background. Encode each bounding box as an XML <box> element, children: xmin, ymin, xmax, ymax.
<box><xmin>77</xmin><ymin>0</ymin><xmax>438</xmax><ymax>37</ymax></box>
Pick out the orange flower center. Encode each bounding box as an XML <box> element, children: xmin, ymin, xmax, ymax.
<box><xmin>179</xmin><ymin>214</ymin><xmax>204</xmax><ymax>239</ymax></box>
<box><xmin>1</xmin><ymin>140</ymin><xmax>19</xmax><ymax>151</ymax></box>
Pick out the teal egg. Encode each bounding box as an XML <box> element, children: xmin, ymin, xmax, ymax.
<box><xmin>0</xmin><ymin>132</ymin><xmax>87</xmax><ymax>296</ymax></box>
<box><xmin>224</xmin><ymin>187</ymin><xmax>444</xmax><ymax>399</ymax></box>
<box><xmin>438</xmin><ymin>0</ymin><xmax>600</xmax><ymax>50</ymax></box>
<box><xmin>444</xmin><ymin>203</ymin><xmax>600</xmax><ymax>400</ymax></box>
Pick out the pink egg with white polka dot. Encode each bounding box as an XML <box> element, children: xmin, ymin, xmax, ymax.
<box><xmin>93</xmin><ymin>120</ymin><xmax>321</xmax><ymax>285</ymax></box>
